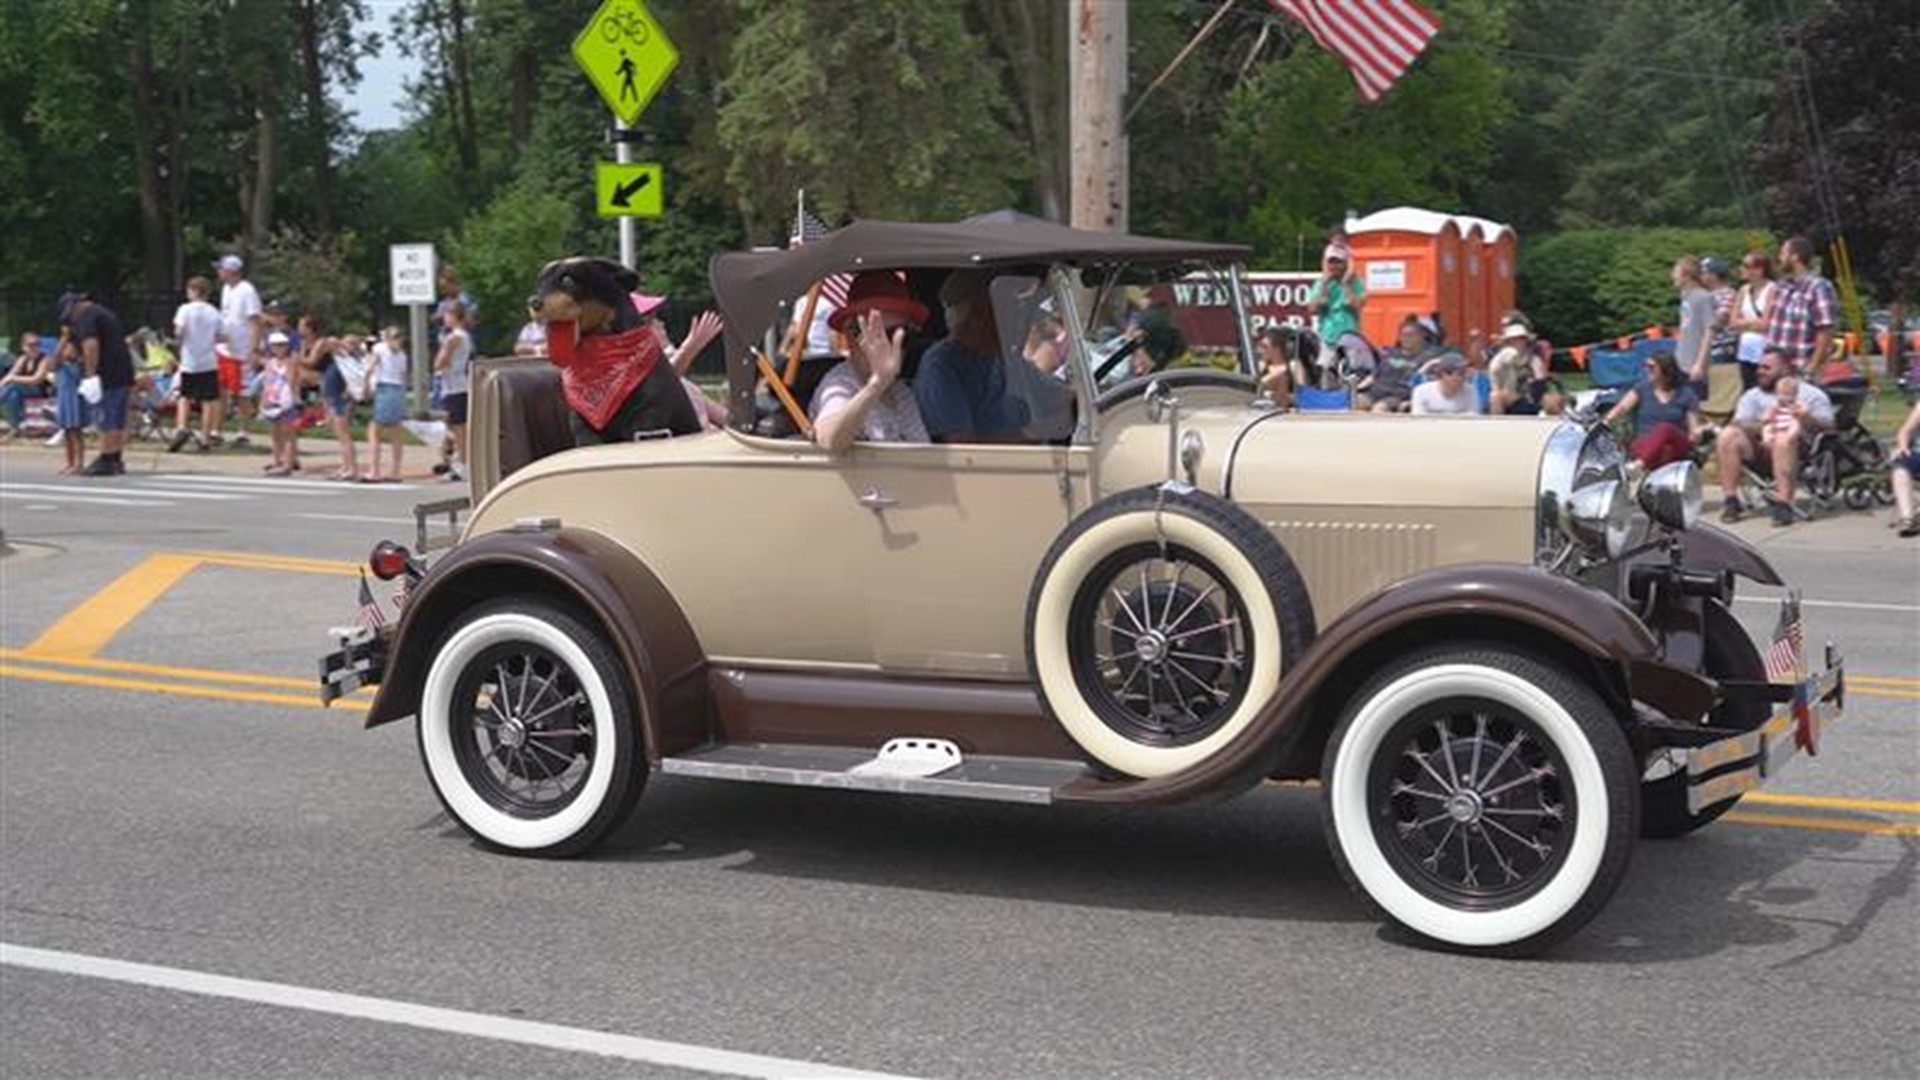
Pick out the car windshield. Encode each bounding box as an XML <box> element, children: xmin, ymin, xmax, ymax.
<box><xmin>1073</xmin><ymin>262</ymin><xmax>1253</xmax><ymax>394</ymax></box>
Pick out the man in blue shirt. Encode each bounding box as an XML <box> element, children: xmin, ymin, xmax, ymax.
<box><xmin>914</xmin><ymin>270</ymin><xmax>1029</xmax><ymax>443</ymax></box>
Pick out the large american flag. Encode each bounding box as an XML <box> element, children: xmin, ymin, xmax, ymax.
<box><xmin>1269</xmin><ymin>0</ymin><xmax>1440</xmax><ymax>102</ymax></box>
<box><xmin>1763</xmin><ymin>592</ymin><xmax>1804</xmax><ymax>684</ymax></box>
<box><xmin>792</xmin><ymin>208</ymin><xmax>852</xmax><ymax>307</ymax></box>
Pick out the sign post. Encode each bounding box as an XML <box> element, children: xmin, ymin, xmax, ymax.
<box><xmin>573</xmin><ymin>0</ymin><xmax>678</xmax><ymax>269</ymax></box>
<box><xmin>389</xmin><ymin>243</ymin><xmax>437</xmax><ymax>417</ymax></box>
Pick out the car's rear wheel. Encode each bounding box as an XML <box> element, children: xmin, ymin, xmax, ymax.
<box><xmin>418</xmin><ymin>596</ymin><xmax>643</xmax><ymax>857</ymax></box>
<box><xmin>1027</xmin><ymin>487</ymin><xmax>1313</xmax><ymax>778</ymax></box>
<box><xmin>1322</xmin><ymin>645</ymin><xmax>1637</xmax><ymax>957</ymax></box>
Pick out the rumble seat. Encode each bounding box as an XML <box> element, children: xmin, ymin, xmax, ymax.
<box><xmin>471</xmin><ymin>356</ymin><xmax>575</xmax><ymax>490</ymax></box>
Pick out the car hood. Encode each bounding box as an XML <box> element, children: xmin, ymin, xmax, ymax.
<box><xmin>1195</xmin><ymin>410</ymin><xmax>1559</xmax><ymax>509</ymax></box>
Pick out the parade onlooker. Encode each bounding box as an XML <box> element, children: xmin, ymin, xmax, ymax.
<box><xmin>214</xmin><ymin>254</ymin><xmax>262</xmax><ymax>446</ymax></box>
<box><xmin>1410</xmin><ymin>352</ymin><xmax>1481</xmax><ymax>415</ymax></box>
<box><xmin>61</xmin><ymin>293</ymin><xmax>135</xmax><ymax>476</ymax></box>
<box><xmin>1717</xmin><ymin>348</ymin><xmax>1835</xmax><ymax>526</ymax></box>
<box><xmin>319</xmin><ymin>331</ymin><xmax>369</xmax><ymax>480</ymax></box>
<box><xmin>170</xmin><ymin>276</ymin><xmax>222</xmax><ymax>451</ymax></box>
<box><xmin>1672</xmin><ymin>256</ymin><xmax>1716</xmax><ymax>384</ymax></box>
<box><xmin>1255</xmin><ymin>326</ymin><xmax>1295</xmax><ymax>410</ymax></box>
<box><xmin>1487</xmin><ymin>320</ymin><xmax>1536</xmax><ymax>414</ymax></box>
<box><xmin>1362</xmin><ymin>316</ymin><xmax>1435</xmax><ymax>412</ymax></box>
<box><xmin>1889</xmin><ymin>398</ymin><xmax>1920</xmax><ymax>538</ymax></box>
<box><xmin>0</xmin><ymin>331</ymin><xmax>49</xmax><ymax>437</ymax></box>
<box><xmin>363</xmin><ymin>327</ymin><xmax>408</xmax><ymax>482</ymax></box>
<box><xmin>1307</xmin><ymin>242</ymin><xmax>1366</xmax><ymax>388</ymax></box>
<box><xmin>1766</xmin><ymin>236</ymin><xmax>1838</xmax><ymax>371</ymax></box>
<box><xmin>1605</xmin><ymin>353</ymin><xmax>1702</xmax><ymax>469</ymax></box>
<box><xmin>52</xmin><ymin>328</ymin><xmax>84</xmax><ymax>473</ymax></box>
<box><xmin>257</xmin><ymin>331</ymin><xmax>301</xmax><ymax>476</ymax></box>
<box><xmin>1728</xmin><ymin>249</ymin><xmax>1776</xmax><ymax>388</ymax></box>
<box><xmin>434</xmin><ymin>304</ymin><xmax>472</xmax><ymax>481</ymax></box>
<box><xmin>1700</xmin><ymin>256</ymin><xmax>1739</xmax><ymax>365</ymax></box>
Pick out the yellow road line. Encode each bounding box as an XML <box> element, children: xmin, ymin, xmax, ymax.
<box><xmin>1850</xmin><ymin>675</ymin><xmax>1920</xmax><ymax>687</ymax></box>
<box><xmin>1852</xmin><ymin>687</ymin><xmax>1920</xmax><ymax>700</ymax></box>
<box><xmin>0</xmin><ymin>663</ymin><xmax>361</xmax><ymax>712</ymax></box>
<box><xmin>22</xmin><ymin>554</ymin><xmax>204</xmax><ymax>659</ymax></box>
<box><xmin>1741</xmin><ymin>792</ymin><xmax>1920</xmax><ymax>816</ymax></box>
<box><xmin>178</xmin><ymin>550</ymin><xmax>360</xmax><ymax>576</ymax></box>
<box><xmin>0</xmin><ymin>648</ymin><xmax>372</xmax><ymax>697</ymax></box>
<box><xmin>1722</xmin><ymin>811</ymin><xmax>1920</xmax><ymax>838</ymax></box>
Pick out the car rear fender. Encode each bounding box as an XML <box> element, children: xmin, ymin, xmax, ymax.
<box><xmin>1057</xmin><ymin>564</ymin><xmax>1657</xmax><ymax>804</ymax></box>
<box><xmin>364</xmin><ymin>528</ymin><xmax>708</xmax><ymax>762</ymax></box>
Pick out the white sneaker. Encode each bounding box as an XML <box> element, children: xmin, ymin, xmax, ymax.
<box><xmin>44</xmin><ymin>429</ymin><xmax>65</xmax><ymax>447</ymax></box>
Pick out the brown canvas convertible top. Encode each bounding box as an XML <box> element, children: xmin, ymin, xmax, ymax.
<box><xmin>710</xmin><ymin>216</ymin><xmax>1253</xmax><ymax>365</ymax></box>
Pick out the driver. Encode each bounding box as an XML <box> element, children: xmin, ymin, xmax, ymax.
<box><xmin>914</xmin><ymin>270</ymin><xmax>1029</xmax><ymax>443</ymax></box>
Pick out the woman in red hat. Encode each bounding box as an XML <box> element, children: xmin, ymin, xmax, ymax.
<box><xmin>808</xmin><ymin>271</ymin><xmax>930</xmax><ymax>452</ymax></box>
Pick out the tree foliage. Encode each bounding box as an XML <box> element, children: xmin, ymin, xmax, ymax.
<box><xmin>1523</xmin><ymin>227</ymin><xmax>1767</xmax><ymax>345</ymax></box>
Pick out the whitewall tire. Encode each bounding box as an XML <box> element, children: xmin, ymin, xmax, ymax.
<box><xmin>418</xmin><ymin>597</ymin><xmax>644</xmax><ymax>857</ymax></box>
<box><xmin>1027</xmin><ymin>487</ymin><xmax>1313</xmax><ymax>778</ymax></box>
<box><xmin>1321</xmin><ymin>646</ymin><xmax>1636</xmax><ymax>956</ymax></box>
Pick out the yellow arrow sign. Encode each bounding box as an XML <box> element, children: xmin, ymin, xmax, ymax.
<box><xmin>596</xmin><ymin>162</ymin><xmax>664</xmax><ymax>219</ymax></box>
<box><xmin>573</xmin><ymin>0</ymin><xmax>678</xmax><ymax>126</ymax></box>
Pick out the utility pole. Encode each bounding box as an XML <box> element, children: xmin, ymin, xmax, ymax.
<box><xmin>1069</xmin><ymin>0</ymin><xmax>1127</xmax><ymax>233</ymax></box>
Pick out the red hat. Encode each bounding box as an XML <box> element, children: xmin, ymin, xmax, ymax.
<box><xmin>827</xmin><ymin>272</ymin><xmax>928</xmax><ymax>333</ymax></box>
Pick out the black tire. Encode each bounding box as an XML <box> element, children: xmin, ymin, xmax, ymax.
<box><xmin>1638</xmin><ymin>600</ymin><xmax>1769</xmax><ymax>838</ymax></box>
<box><xmin>417</xmin><ymin>596</ymin><xmax>645</xmax><ymax>857</ymax></box>
<box><xmin>1025</xmin><ymin>486</ymin><xmax>1314</xmax><ymax>778</ymax></box>
<box><xmin>1094</xmin><ymin>369</ymin><xmax>1261</xmax><ymax>414</ymax></box>
<box><xmin>1321</xmin><ymin>644</ymin><xmax>1638</xmax><ymax>957</ymax></box>
<box><xmin>1843</xmin><ymin>484</ymin><xmax>1874</xmax><ymax>511</ymax></box>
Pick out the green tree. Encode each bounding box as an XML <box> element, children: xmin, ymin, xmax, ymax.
<box><xmin>716</xmin><ymin>0</ymin><xmax>1028</xmax><ymax>238</ymax></box>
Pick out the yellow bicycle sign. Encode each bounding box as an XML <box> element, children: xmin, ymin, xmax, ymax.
<box><xmin>572</xmin><ymin>0</ymin><xmax>678</xmax><ymax>126</ymax></box>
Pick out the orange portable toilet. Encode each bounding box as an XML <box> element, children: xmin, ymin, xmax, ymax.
<box><xmin>1457</xmin><ymin>220</ymin><xmax>1489</xmax><ymax>349</ymax></box>
<box><xmin>1344</xmin><ymin>207</ymin><xmax>1464</xmax><ymax>348</ymax></box>
<box><xmin>1459</xmin><ymin>215</ymin><xmax>1518</xmax><ymax>335</ymax></box>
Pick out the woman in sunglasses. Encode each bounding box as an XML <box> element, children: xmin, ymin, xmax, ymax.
<box><xmin>1604</xmin><ymin>352</ymin><xmax>1704</xmax><ymax>469</ymax></box>
<box><xmin>1727</xmin><ymin>250</ymin><xmax>1776</xmax><ymax>389</ymax></box>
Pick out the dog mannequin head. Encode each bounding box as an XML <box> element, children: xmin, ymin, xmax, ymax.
<box><xmin>529</xmin><ymin>257</ymin><xmax>643</xmax><ymax>336</ymax></box>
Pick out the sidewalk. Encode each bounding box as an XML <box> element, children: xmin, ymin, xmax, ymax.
<box><xmin>0</xmin><ymin>430</ymin><xmax>452</xmax><ymax>482</ymax></box>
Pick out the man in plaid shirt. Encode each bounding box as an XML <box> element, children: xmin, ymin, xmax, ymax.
<box><xmin>1765</xmin><ymin>236</ymin><xmax>1837</xmax><ymax>371</ymax></box>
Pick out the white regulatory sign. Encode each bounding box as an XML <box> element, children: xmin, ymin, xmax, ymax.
<box><xmin>389</xmin><ymin>243</ymin><xmax>437</xmax><ymax>307</ymax></box>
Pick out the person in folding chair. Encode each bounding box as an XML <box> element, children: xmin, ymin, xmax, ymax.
<box><xmin>1409</xmin><ymin>352</ymin><xmax>1482</xmax><ymax>415</ymax></box>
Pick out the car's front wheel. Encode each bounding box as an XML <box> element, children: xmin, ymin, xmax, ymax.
<box><xmin>418</xmin><ymin>596</ymin><xmax>644</xmax><ymax>857</ymax></box>
<box><xmin>1322</xmin><ymin>645</ymin><xmax>1637</xmax><ymax>956</ymax></box>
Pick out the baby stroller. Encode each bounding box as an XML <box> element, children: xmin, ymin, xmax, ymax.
<box><xmin>1803</xmin><ymin>361</ymin><xmax>1894</xmax><ymax>511</ymax></box>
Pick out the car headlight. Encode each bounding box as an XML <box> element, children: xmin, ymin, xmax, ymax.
<box><xmin>1638</xmin><ymin>460</ymin><xmax>1702</xmax><ymax>532</ymax></box>
<box><xmin>1562</xmin><ymin>479</ymin><xmax>1633</xmax><ymax>558</ymax></box>
<box><xmin>1537</xmin><ymin>421</ymin><xmax>1631</xmax><ymax>564</ymax></box>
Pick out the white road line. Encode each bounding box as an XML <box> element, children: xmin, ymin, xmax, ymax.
<box><xmin>0</xmin><ymin>490</ymin><xmax>171</xmax><ymax>508</ymax></box>
<box><xmin>296</xmin><ymin>512</ymin><xmax>418</xmax><ymax>526</ymax></box>
<box><xmin>155</xmin><ymin>473</ymin><xmax>417</xmax><ymax>492</ymax></box>
<box><xmin>129</xmin><ymin>482</ymin><xmax>336</xmax><ymax>500</ymax></box>
<box><xmin>0</xmin><ymin>943</ymin><xmax>915</xmax><ymax>1080</ymax></box>
<box><xmin>2</xmin><ymin>481</ymin><xmax>245</xmax><ymax>501</ymax></box>
<box><xmin>1732</xmin><ymin>595</ymin><xmax>1920</xmax><ymax>614</ymax></box>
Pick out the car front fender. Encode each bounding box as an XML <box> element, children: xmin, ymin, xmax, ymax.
<box><xmin>1673</xmin><ymin>522</ymin><xmax>1783</xmax><ymax>586</ymax></box>
<box><xmin>363</xmin><ymin>528</ymin><xmax>708</xmax><ymax>762</ymax></box>
<box><xmin>1057</xmin><ymin>563</ymin><xmax>1657</xmax><ymax>804</ymax></box>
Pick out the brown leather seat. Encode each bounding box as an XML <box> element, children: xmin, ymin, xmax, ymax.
<box><xmin>475</xmin><ymin>357</ymin><xmax>574</xmax><ymax>480</ymax></box>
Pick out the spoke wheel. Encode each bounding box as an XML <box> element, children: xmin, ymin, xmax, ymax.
<box><xmin>419</xmin><ymin>597</ymin><xmax>645</xmax><ymax>858</ymax></box>
<box><xmin>1068</xmin><ymin>543</ymin><xmax>1253</xmax><ymax>748</ymax></box>
<box><xmin>1368</xmin><ymin>700</ymin><xmax>1574</xmax><ymax>909</ymax></box>
<box><xmin>448</xmin><ymin>641</ymin><xmax>596</xmax><ymax>818</ymax></box>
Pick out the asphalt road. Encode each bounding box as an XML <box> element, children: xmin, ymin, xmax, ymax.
<box><xmin>2</xmin><ymin>441</ymin><xmax>1916</xmax><ymax>1079</ymax></box>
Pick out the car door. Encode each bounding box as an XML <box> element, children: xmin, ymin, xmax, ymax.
<box><xmin>847</xmin><ymin>440</ymin><xmax>1093</xmax><ymax>677</ymax></box>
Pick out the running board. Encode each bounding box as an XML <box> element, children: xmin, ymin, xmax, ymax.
<box><xmin>658</xmin><ymin>742</ymin><xmax>1090</xmax><ymax>805</ymax></box>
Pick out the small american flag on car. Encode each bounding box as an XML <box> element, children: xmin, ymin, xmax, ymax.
<box><xmin>356</xmin><ymin>570</ymin><xmax>387</xmax><ymax>633</ymax></box>
<box><xmin>792</xmin><ymin>206</ymin><xmax>852</xmax><ymax>307</ymax></box>
<box><xmin>1763</xmin><ymin>592</ymin><xmax>1804</xmax><ymax>684</ymax></box>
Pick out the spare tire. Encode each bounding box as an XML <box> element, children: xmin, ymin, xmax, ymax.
<box><xmin>1025</xmin><ymin>486</ymin><xmax>1315</xmax><ymax>778</ymax></box>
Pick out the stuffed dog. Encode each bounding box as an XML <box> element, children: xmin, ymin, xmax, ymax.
<box><xmin>528</xmin><ymin>256</ymin><xmax>699</xmax><ymax>445</ymax></box>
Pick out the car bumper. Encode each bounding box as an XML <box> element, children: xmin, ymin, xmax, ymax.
<box><xmin>1683</xmin><ymin>646</ymin><xmax>1845</xmax><ymax>813</ymax></box>
<box><xmin>319</xmin><ymin>625</ymin><xmax>391</xmax><ymax>704</ymax></box>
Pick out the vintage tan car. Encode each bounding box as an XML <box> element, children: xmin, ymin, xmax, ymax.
<box><xmin>322</xmin><ymin>217</ymin><xmax>1844</xmax><ymax>956</ymax></box>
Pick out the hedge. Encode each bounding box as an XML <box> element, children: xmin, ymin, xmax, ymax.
<box><xmin>1519</xmin><ymin>227</ymin><xmax>1773</xmax><ymax>347</ymax></box>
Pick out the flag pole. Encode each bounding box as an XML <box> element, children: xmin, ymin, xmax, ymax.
<box><xmin>1123</xmin><ymin>0</ymin><xmax>1237</xmax><ymax>128</ymax></box>
<box><xmin>784</xmin><ymin>190</ymin><xmax>823</xmax><ymax>385</ymax></box>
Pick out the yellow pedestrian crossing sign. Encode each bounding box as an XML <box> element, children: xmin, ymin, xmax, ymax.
<box><xmin>573</xmin><ymin>0</ymin><xmax>678</xmax><ymax>126</ymax></box>
<box><xmin>596</xmin><ymin>162</ymin><xmax>664</xmax><ymax>218</ymax></box>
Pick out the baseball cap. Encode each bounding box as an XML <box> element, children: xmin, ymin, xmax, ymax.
<box><xmin>1432</xmin><ymin>351</ymin><xmax>1469</xmax><ymax>373</ymax></box>
<box><xmin>629</xmin><ymin>292</ymin><xmax>667</xmax><ymax>318</ymax></box>
<box><xmin>1700</xmin><ymin>255</ymin><xmax>1730</xmax><ymax>278</ymax></box>
<box><xmin>214</xmin><ymin>254</ymin><xmax>244</xmax><ymax>272</ymax></box>
<box><xmin>267</xmin><ymin>330</ymin><xmax>290</xmax><ymax>346</ymax></box>
<box><xmin>55</xmin><ymin>291</ymin><xmax>83</xmax><ymax>325</ymax></box>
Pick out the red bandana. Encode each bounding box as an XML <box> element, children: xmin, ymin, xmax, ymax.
<box><xmin>544</xmin><ymin>322</ymin><xmax>661</xmax><ymax>431</ymax></box>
